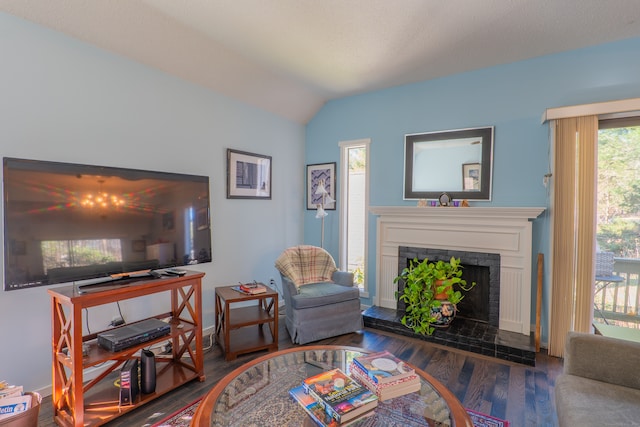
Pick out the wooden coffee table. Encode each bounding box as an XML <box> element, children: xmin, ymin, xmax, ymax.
<box><xmin>192</xmin><ymin>345</ymin><xmax>472</xmax><ymax>426</ymax></box>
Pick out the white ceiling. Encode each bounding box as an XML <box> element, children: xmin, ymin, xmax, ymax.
<box><xmin>2</xmin><ymin>0</ymin><xmax>640</xmax><ymax>124</ymax></box>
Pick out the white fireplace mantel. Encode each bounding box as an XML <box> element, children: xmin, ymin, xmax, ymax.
<box><xmin>369</xmin><ymin>206</ymin><xmax>545</xmax><ymax>335</ymax></box>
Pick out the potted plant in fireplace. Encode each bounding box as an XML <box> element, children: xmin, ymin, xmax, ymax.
<box><xmin>394</xmin><ymin>256</ymin><xmax>476</xmax><ymax>336</ymax></box>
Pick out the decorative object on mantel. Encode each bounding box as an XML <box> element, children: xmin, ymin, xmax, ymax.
<box><xmin>438</xmin><ymin>192</ymin><xmax>451</xmax><ymax>206</ymax></box>
<box><xmin>394</xmin><ymin>257</ymin><xmax>476</xmax><ymax>335</ymax></box>
<box><xmin>417</xmin><ymin>199</ymin><xmax>428</xmax><ymax>207</ymax></box>
<box><xmin>461</xmin><ymin>199</ymin><xmax>469</xmax><ymax>207</ymax></box>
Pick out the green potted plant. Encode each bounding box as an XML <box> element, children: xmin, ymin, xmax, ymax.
<box><xmin>394</xmin><ymin>256</ymin><xmax>476</xmax><ymax>335</ymax></box>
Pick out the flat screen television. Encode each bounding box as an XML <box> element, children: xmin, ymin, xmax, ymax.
<box><xmin>3</xmin><ymin>157</ymin><xmax>212</xmax><ymax>291</ymax></box>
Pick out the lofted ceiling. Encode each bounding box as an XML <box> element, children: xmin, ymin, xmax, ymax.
<box><xmin>2</xmin><ymin>0</ymin><xmax>640</xmax><ymax>124</ymax></box>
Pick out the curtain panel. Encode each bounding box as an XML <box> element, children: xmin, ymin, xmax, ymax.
<box><xmin>548</xmin><ymin>115</ymin><xmax>597</xmax><ymax>357</ymax></box>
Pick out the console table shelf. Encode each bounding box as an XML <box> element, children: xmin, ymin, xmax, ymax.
<box><xmin>48</xmin><ymin>271</ymin><xmax>205</xmax><ymax>427</ymax></box>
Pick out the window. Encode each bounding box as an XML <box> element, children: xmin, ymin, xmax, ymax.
<box><xmin>41</xmin><ymin>239</ymin><xmax>122</xmax><ymax>272</ymax></box>
<box><xmin>594</xmin><ymin>116</ymin><xmax>640</xmax><ymax>328</ymax></box>
<box><xmin>339</xmin><ymin>139</ymin><xmax>370</xmax><ymax>293</ymax></box>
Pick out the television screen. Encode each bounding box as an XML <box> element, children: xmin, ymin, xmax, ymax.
<box><xmin>3</xmin><ymin>157</ymin><xmax>212</xmax><ymax>291</ymax></box>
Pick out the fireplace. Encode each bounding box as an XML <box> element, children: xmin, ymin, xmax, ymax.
<box><xmin>363</xmin><ymin>206</ymin><xmax>544</xmax><ymax>366</ymax></box>
<box><xmin>397</xmin><ymin>246</ymin><xmax>500</xmax><ymax>327</ymax></box>
<box><xmin>368</xmin><ymin>206</ymin><xmax>544</xmax><ymax>335</ymax></box>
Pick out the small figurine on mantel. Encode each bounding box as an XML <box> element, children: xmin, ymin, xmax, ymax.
<box><xmin>461</xmin><ymin>199</ymin><xmax>470</xmax><ymax>207</ymax></box>
<box><xmin>417</xmin><ymin>199</ymin><xmax>428</xmax><ymax>207</ymax></box>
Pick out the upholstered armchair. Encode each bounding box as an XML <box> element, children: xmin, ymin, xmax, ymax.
<box><xmin>275</xmin><ymin>245</ymin><xmax>363</xmax><ymax>344</ymax></box>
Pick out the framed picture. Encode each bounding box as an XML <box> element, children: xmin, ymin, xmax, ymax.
<box><xmin>196</xmin><ymin>207</ymin><xmax>209</xmax><ymax>230</ymax></box>
<box><xmin>132</xmin><ymin>240</ymin><xmax>146</xmax><ymax>253</ymax></box>
<box><xmin>162</xmin><ymin>211</ymin><xmax>175</xmax><ymax>230</ymax></box>
<box><xmin>11</xmin><ymin>240</ymin><xmax>26</xmax><ymax>256</ymax></box>
<box><xmin>462</xmin><ymin>162</ymin><xmax>481</xmax><ymax>190</ymax></box>
<box><xmin>227</xmin><ymin>149</ymin><xmax>272</xmax><ymax>199</ymax></box>
<box><xmin>307</xmin><ymin>162</ymin><xmax>336</xmax><ymax>210</ymax></box>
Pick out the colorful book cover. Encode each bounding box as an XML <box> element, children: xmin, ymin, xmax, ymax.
<box><xmin>289</xmin><ymin>385</ymin><xmax>340</xmax><ymax>427</ymax></box>
<box><xmin>349</xmin><ymin>362</ymin><xmax>421</xmax><ymax>401</ymax></box>
<box><xmin>352</xmin><ymin>351</ymin><xmax>415</xmax><ymax>384</ymax></box>
<box><xmin>0</xmin><ymin>394</ymin><xmax>32</xmax><ymax>421</ymax></box>
<box><xmin>302</xmin><ymin>368</ymin><xmax>378</xmax><ymax>423</ymax></box>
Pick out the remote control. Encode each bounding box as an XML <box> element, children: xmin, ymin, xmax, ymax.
<box><xmin>164</xmin><ymin>268</ymin><xmax>187</xmax><ymax>276</ymax></box>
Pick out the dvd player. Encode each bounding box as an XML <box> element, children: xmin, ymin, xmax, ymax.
<box><xmin>98</xmin><ymin>318</ymin><xmax>171</xmax><ymax>352</ymax></box>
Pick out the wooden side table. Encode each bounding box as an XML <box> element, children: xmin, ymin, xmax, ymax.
<box><xmin>215</xmin><ymin>284</ymin><xmax>278</xmax><ymax>360</ymax></box>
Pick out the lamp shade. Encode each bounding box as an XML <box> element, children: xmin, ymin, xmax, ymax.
<box><xmin>315</xmin><ymin>205</ymin><xmax>327</xmax><ymax>218</ymax></box>
<box><xmin>315</xmin><ymin>181</ymin><xmax>327</xmax><ymax>195</ymax></box>
<box><xmin>324</xmin><ymin>193</ymin><xmax>335</xmax><ymax>204</ymax></box>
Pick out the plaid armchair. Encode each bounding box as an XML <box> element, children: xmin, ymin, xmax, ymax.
<box><xmin>275</xmin><ymin>245</ymin><xmax>363</xmax><ymax>344</ymax></box>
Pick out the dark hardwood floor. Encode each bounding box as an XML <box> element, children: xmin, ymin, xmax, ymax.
<box><xmin>37</xmin><ymin>318</ymin><xmax>563</xmax><ymax>427</ymax></box>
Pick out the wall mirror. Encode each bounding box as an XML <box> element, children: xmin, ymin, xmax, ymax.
<box><xmin>404</xmin><ymin>126</ymin><xmax>494</xmax><ymax>201</ymax></box>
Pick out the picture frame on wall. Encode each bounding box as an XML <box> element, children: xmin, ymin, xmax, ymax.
<box><xmin>196</xmin><ymin>207</ymin><xmax>209</xmax><ymax>230</ymax></box>
<box><xmin>227</xmin><ymin>149</ymin><xmax>272</xmax><ymax>199</ymax></box>
<box><xmin>307</xmin><ymin>162</ymin><xmax>336</xmax><ymax>210</ymax></box>
<box><xmin>462</xmin><ymin>162</ymin><xmax>481</xmax><ymax>190</ymax></box>
<box><xmin>131</xmin><ymin>240</ymin><xmax>146</xmax><ymax>253</ymax></box>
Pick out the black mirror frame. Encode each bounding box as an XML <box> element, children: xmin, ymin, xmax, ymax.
<box><xmin>404</xmin><ymin>126</ymin><xmax>494</xmax><ymax>201</ymax></box>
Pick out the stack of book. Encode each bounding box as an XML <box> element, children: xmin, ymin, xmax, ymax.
<box><xmin>349</xmin><ymin>351</ymin><xmax>421</xmax><ymax>401</ymax></box>
<box><xmin>0</xmin><ymin>381</ymin><xmax>32</xmax><ymax>422</ymax></box>
<box><xmin>234</xmin><ymin>282</ymin><xmax>267</xmax><ymax>295</ymax></box>
<box><xmin>293</xmin><ymin>368</ymin><xmax>378</xmax><ymax>426</ymax></box>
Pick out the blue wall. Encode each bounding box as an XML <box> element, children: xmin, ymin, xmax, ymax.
<box><xmin>0</xmin><ymin>12</ymin><xmax>304</xmax><ymax>393</ymax></box>
<box><xmin>305</xmin><ymin>37</ymin><xmax>640</xmax><ymax>344</ymax></box>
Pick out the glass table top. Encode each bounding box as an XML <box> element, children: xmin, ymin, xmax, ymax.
<box><xmin>193</xmin><ymin>346</ymin><xmax>472</xmax><ymax>427</ymax></box>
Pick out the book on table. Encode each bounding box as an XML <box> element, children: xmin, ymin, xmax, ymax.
<box><xmin>352</xmin><ymin>350</ymin><xmax>415</xmax><ymax>385</ymax></box>
<box><xmin>349</xmin><ymin>362</ymin><xmax>421</xmax><ymax>401</ymax></box>
<box><xmin>289</xmin><ymin>385</ymin><xmax>374</xmax><ymax>427</ymax></box>
<box><xmin>232</xmin><ymin>283</ymin><xmax>268</xmax><ymax>295</ymax></box>
<box><xmin>302</xmin><ymin>368</ymin><xmax>378</xmax><ymax>424</ymax></box>
<box><xmin>240</xmin><ymin>282</ymin><xmax>268</xmax><ymax>294</ymax></box>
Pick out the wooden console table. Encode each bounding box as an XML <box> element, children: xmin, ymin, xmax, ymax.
<box><xmin>215</xmin><ymin>284</ymin><xmax>278</xmax><ymax>360</ymax></box>
<box><xmin>48</xmin><ymin>271</ymin><xmax>205</xmax><ymax>427</ymax></box>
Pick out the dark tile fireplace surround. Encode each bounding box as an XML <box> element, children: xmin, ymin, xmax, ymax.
<box><xmin>362</xmin><ymin>246</ymin><xmax>536</xmax><ymax>366</ymax></box>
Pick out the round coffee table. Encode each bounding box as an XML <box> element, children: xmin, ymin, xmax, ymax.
<box><xmin>192</xmin><ymin>346</ymin><xmax>472</xmax><ymax>426</ymax></box>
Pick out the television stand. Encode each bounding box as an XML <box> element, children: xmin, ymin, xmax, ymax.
<box><xmin>48</xmin><ymin>271</ymin><xmax>205</xmax><ymax>427</ymax></box>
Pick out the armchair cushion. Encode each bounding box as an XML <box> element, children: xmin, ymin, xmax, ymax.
<box><xmin>275</xmin><ymin>245</ymin><xmax>337</xmax><ymax>287</ymax></box>
<box><xmin>291</xmin><ymin>282</ymin><xmax>361</xmax><ymax>309</ymax></box>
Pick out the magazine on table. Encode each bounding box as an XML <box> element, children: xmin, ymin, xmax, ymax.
<box><xmin>289</xmin><ymin>385</ymin><xmax>374</xmax><ymax>427</ymax></box>
<box><xmin>349</xmin><ymin>362</ymin><xmax>421</xmax><ymax>401</ymax></box>
<box><xmin>302</xmin><ymin>368</ymin><xmax>378</xmax><ymax>424</ymax></box>
<box><xmin>352</xmin><ymin>350</ymin><xmax>415</xmax><ymax>385</ymax></box>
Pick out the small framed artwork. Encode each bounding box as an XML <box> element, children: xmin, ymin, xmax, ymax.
<box><xmin>227</xmin><ymin>149</ymin><xmax>272</xmax><ymax>199</ymax></box>
<box><xmin>462</xmin><ymin>162</ymin><xmax>481</xmax><ymax>191</ymax></box>
<box><xmin>163</xmin><ymin>211</ymin><xmax>175</xmax><ymax>230</ymax></box>
<box><xmin>11</xmin><ymin>240</ymin><xmax>26</xmax><ymax>256</ymax></box>
<box><xmin>132</xmin><ymin>240</ymin><xmax>146</xmax><ymax>253</ymax></box>
<box><xmin>307</xmin><ymin>162</ymin><xmax>336</xmax><ymax>210</ymax></box>
<box><xmin>196</xmin><ymin>207</ymin><xmax>209</xmax><ymax>230</ymax></box>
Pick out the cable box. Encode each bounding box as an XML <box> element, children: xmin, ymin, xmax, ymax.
<box><xmin>98</xmin><ymin>318</ymin><xmax>171</xmax><ymax>352</ymax></box>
